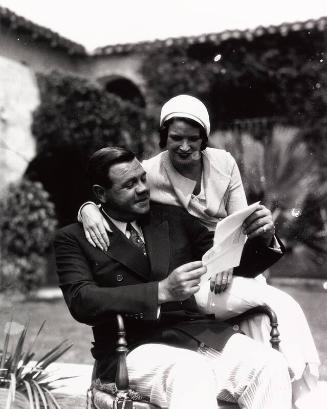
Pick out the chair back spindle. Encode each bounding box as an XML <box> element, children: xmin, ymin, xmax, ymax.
<box><xmin>115</xmin><ymin>314</ymin><xmax>130</xmax><ymax>391</ymax></box>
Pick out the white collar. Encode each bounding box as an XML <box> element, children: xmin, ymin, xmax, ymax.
<box><xmin>162</xmin><ymin>149</ymin><xmax>230</xmax><ymax>216</ymax></box>
<box><xmin>101</xmin><ymin>207</ymin><xmax>143</xmax><ymax>237</ymax></box>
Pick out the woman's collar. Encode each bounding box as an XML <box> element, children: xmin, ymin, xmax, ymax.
<box><xmin>162</xmin><ymin>151</ymin><xmax>197</xmax><ymax>208</ymax></box>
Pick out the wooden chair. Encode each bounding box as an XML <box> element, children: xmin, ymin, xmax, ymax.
<box><xmin>87</xmin><ymin>306</ymin><xmax>280</xmax><ymax>409</ymax></box>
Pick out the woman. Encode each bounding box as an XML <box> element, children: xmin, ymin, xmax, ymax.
<box><xmin>79</xmin><ymin>95</ymin><xmax>320</xmax><ymax>408</ymax></box>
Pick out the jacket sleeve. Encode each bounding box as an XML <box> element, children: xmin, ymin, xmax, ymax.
<box><xmin>234</xmin><ymin>235</ymin><xmax>285</xmax><ymax>277</ymax></box>
<box><xmin>54</xmin><ymin>229</ymin><xmax>159</xmax><ymax>326</ymax></box>
<box><xmin>182</xmin><ymin>211</ymin><xmax>214</xmax><ymax>259</ymax></box>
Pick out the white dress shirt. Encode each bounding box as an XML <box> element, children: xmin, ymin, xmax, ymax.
<box><xmin>102</xmin><ymin>212</ymin><xmax>144</xmax><ymax>242</ymax></box>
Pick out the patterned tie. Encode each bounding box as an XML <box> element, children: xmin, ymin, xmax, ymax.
<box><xmin>126</xmin><ymin>222</ymin><xmax>147</xmax><ymax>256</ymax></box>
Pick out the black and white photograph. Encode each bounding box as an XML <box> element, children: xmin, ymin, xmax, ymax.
<box><xmin>0</xmin><ymin>1</ymin><xmax>327</xmax><ymax>408</ymax></box>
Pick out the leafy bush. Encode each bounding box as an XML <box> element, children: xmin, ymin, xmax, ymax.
<box><xmin>141</xmin><ymin>31</ymin><xmax>326</xmax><ymax>135</ymax></box>
<box><xmin>140</xmin><ymin>46</ymin><xmax>215</xmax><ymax>107</ymax></box>
<box><xmin>212</xmin><ymin>126</ymin><xmax>327</xmax><ymax>276</ymax></box>
<box><xmin>33</xmin><ymin>71</ymin><xmax>156</xmax><ymax>158</ymax></box>
<box><xmin>0</xmin><ymin>179</ymin><xmax>57</xmax><ymax>293</ymax></box>
<box><xmin>28</xmin><ymin>71</ymin><xmax>157</xmax><ymax>225</ymax></box>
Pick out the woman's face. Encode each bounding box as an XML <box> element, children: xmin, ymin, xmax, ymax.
<box><xmin>166</xmin><ymin>119</ymin><xmax>202</xmax><ymax>169</ymax></box>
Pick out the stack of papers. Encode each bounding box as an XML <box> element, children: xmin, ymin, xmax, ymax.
<box><xmin>201</xmin><ymin>202</ymin><xmax>261</xmax><ymax>281</ymax></box>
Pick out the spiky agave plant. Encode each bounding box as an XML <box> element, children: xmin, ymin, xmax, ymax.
<box><xmin>213</xmin><ymin>125</ymin><xmax>327</xmax><ymax>273</ymax></box>
<box><xmin>262</xmin><ymin>126</ymin><xmax>327</xmax><ymax>272</ymax></box>
<box><xmin>0</xmin><ymin>318</ymin><xmax>73</xmax><ymax>409</ymax></box>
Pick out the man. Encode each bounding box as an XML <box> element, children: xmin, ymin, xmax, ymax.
<box><xmin>54</xmin><ymin>146</ymin><xmax>292</xmax><ymax>409</ymax></box>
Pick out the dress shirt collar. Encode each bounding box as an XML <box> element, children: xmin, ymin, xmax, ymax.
<box><xmin>101</xmin><ymin>207</ymin><xmax>143</xmax><ymax>238</ymax></box>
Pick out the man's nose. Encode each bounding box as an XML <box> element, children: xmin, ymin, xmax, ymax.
<box><xmin>136</xmin><ymin>180</ymin><xmax>149</xmax><ymax>194</ymax></box>
<box><xmin>180</xmin><ymin>139</ymin><xmax>190</xmax><ymax>151</ymax></box>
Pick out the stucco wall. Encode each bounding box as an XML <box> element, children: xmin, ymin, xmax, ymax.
<box><xmin>0</xmin><ymin>26</ymin><xmax>83</xmax><ymax>75</ymax></box>
<box><xmin>81</xmin><ymin>53</ymin><xmax>149</xmax><ymax>99</ymax></box>
<box><xmin>0</xmin><ymin>56</ymin><xmax>39</xmax><ymax>197</ymax></box>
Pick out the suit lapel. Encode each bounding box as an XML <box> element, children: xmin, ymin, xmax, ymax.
<box><xmin>142</xmin><ymin>211</ymin><xmax>170</xmax><ymax>281</ymax></box>
<box><xmin>102</xmin><ymin>214</ymin><xmax>151</xmax><ymax>281</ymax></box>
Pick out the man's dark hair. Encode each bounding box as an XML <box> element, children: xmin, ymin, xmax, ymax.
<box><xmin>159</xmin><ymin>117</ymin><xmax>208</xmax><ymax>151</ymax></box>
<box><xmin>87</xmin><ymin>146</ymin><xmax>136</xmax><ymax>188</ymax></box>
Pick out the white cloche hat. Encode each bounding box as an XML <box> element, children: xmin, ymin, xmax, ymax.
<box><xmin>160</xmin><ymin>95</ymin><xmax>210</xmax><ymax>136</ymax></box>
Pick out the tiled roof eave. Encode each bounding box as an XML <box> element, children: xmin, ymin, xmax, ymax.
<box><xmin>93</xmin><ymin>16</ymin><xmax>327</xmax><ymax>56</ymax></box>
<box><xmin>0</xmin><ymin>6</ymin><xmax>86</xmax><ymax>56</ymax></box>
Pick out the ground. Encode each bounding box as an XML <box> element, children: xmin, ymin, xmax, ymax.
<box><xmin>0</xmin><ymin>280</ymin><xmax>326</xmax><ymax>381</ymax></box>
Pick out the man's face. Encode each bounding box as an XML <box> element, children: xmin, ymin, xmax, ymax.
<box><xmin>101</xmin><ymin>158</ymin><xmax>150</xmax><ymax>221</ymax></box>
<box><xmin>166</xmin><ymin>119</ymin><xmax>202</xmax><ymax>169</ymax></box>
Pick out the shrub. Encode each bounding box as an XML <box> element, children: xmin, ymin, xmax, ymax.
<box><xmin>33</xmin><ymin>71</ymin><xmax>156</xmax><ymax>158</ymax></box>
<box><xmin>0</xmin><ymin>179</ymin><xmax>57</xmax><ymax>293</ymax></box>
<box><xmin>28</xmin><ymin>71</ymin><xmax>157</xmax><ymax>225</ymax></box>
<box><xmin>140</xmin><ymin>46</ymin><xmax>215</xmax><ymax>107</ymax></box>
<box><xmin>211</xmin><ymin>125</ymin><xmax>327</xmax><ymax>277</ymax></box>
<box><xmin>140</xmin><ymin>31</ymin><xmax>326</xmax><ymax>136</ymax></box>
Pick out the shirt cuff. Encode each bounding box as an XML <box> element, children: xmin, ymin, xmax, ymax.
<box><xmin>77</xmin><ymin>201</ymin><xmax>98</xmax><ymax>222</ymax></box>
<box><xmin>157</xmin><ymin>306</ymin><xmax>161</xmax><ymax>319</ymax></box>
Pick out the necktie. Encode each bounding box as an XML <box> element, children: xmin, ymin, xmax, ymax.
<box><xmin>126</xmin><ymin>223</ymin><xmax>147</xmax><ymax>256</ymax></box>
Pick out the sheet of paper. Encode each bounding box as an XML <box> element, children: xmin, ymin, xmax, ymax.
<box><xmin>201</xmin><ymin>201</ymin><xmax>261</xmax><ymax>281</ymax></box>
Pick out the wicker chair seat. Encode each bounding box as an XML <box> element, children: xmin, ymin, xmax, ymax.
<box><xmin>90</xmin><ymin>386</ymin><xmax>238</xmax><ymax>409</ymax></box>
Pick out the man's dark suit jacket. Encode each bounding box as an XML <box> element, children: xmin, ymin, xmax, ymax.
<box><xmin>54</xmin><ymin>203</ymin><xmax>284</xmax><ymax>381</ymax></box>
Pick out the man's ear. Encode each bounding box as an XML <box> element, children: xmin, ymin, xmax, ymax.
<box><xmin>92</xmin><ymin>184</ymin><xmax>106</xmax><ymax>204</ymax></box>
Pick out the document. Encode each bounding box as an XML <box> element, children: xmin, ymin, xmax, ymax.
<box><xmin>201</xmin><ymin>201</ymin><xmax>261</xmax><ymax>281</ymax></box>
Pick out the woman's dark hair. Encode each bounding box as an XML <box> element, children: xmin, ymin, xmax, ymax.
<box><xmin>87</xmin><ymin>146</ymin><xmax>135</xmax><ymax>188</ymax></box>
<box><xmin>159</xmin><ymin>117</ymin><xmax>208</xmax><ymax>151</ymax></box>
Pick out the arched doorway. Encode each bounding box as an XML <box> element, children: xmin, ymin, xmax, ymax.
<box><xmin>98</xmin><ymin>76</ymin><xmax>146</xmax><ymax>108</ymax></box>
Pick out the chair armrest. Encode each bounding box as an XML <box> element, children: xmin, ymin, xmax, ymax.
<box><xmin>226</xmin><ymin>305</ymin><xmax>280</xmax><ymax>350</ymax></box>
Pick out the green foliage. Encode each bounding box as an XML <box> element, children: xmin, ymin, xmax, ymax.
<box><xmin>33</xmin><ymin>71</ymin><xmax>156</xmax><ymax>158</ymax></box>
<box><xmin>262</xmin><ymin>128</ymin><xmax>327</xmax><ymax>257</ymax></box>
<box><xmin>211</xmin><ymin>126</ymin><xmax>327</xmax><ymax>274</ymax></box>
<box><xmin>29</xmin><ymin>71</ymin><xmax>157</xmax><ymax>225</ymax></box>
<box><xmin>211</xmin><ymin>33</ymin><xmax>325</xmax><ymax>125</ymax></box>
<box><xmin>0</xmin><ymin>318</ymin><xmax>72</xmax><ymax>408</ymax></box>
<box><xmin>140</xmin><ymin>31</ymin><xmax>326</xmax><ymax>133</ymax></box>
<box><xmin>0</xmin><ymin>179</ymin><xmax>57</xmax><ymax>293</ymax></box>
<box><xmin>140</xmin><ymin>46</ymin><xmax>216</xmax><ymax>106</ymax></box>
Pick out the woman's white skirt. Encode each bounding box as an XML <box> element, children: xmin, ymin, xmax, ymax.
<box><xmin>195</xmin><ymin>276</ymin><xmax>320</xmax><ymax>404</ymax></box>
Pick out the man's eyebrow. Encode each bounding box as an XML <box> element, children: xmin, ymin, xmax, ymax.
<box><xmin>122</xmin><ymin>171</ymin><xmax>146</xmax><ymax>186</ymax></box>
